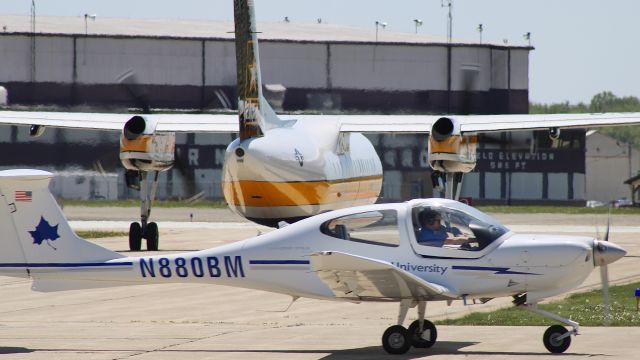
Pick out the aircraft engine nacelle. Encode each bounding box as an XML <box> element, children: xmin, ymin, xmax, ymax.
<box><xmin>548</xmin><ymin>127</ymin><xmax>561</xmax><ymax>140</ymax></box>
<box><xmin>428</xmin><ymin>117</ymin><xmax>478</xmax><ymax>173</ymax></box>
<box><xmin>119</xmin><ymin>115</ymin><xmax>175</xmax><ymax>172</ymax></box>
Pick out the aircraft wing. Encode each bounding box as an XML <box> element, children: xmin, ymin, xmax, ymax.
<box><xmin>292</xmin><ymin>112</ymin><xmax>640</xmax><ymax>134</ymax></box>
<box><xmin>2</xmin><ymin>110</ymin><xmax>639</xmax><ymax>135</ymax></box>
<box><xmin>453</xmin><ymin>112</ymin><xmax>640</xmax><ymax>133</ymax></box>
<box><xmin>310</xmin><ymin>251</ymin><xmax>456</xmax><ymax>301</ymax></box>
<box><xmin>0</xmin><ymin>111</ymin><xmax>238</xmax><ymax>133</ymax></box>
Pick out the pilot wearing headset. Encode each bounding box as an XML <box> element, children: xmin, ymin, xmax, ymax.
<box><xmin>417</xmin><ymin>209</ymin><xmax>467</xmax><ymax>247</ymax></box>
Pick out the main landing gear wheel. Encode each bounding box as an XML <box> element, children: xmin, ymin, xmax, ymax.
<box><xmin>145</xmin><ymin>222</ymin><xmax>159</xmax><ymax>251</ymax></box>
<box><xmin>543</xmin><ymin>325</ymin><xmax>571</xmax><ymax>353</ymax></box>
<box><xmin>382</xmin><ymin>325</ymin><xmax>411</xmax><ymax>355</ymax></box>
<box><xmin>129</xmin><ymin>222</ymin><xmax>142</xmax><ymax>251</ymax></box>
<box><xmin>408</xmin><ymin>319</ymin><xmax>437</xmax><ymax>348</ymax></box>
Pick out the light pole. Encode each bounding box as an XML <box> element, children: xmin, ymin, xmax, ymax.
<box><xmin>84</xmin><ymin>13</ymin><xmax>96</xmax><ymax>36</ymax></box>
<box><xmin>375</xmin><ymin>20</ymin><xmax>387</xmax><ymax>42</ymax></box>
<box><xmin>523</xmin><ymin>32</ymin><xmax>531</xmax><ymax>46</ymax></box>
<box><xmin>477</xmin><ymin>23</ymin><xmax>483</xmax><ymax>44</ymax></box>
<box><xmin>413</xmin><ymin>19</ymin><xmax>423</xmax><ymax>34</ymax></box>
<box><xmin>30</xmin><ymin>0</ymin><xmax>36</xmax><ymax>83</ymax></box>
<box><xmin>441</xmin><ymin>0</ymin><xmax>453</xmax><ymax>43</ymax></box>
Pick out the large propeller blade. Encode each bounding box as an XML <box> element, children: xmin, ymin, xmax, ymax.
<box><xmin>117</xmin><ymin>69</ymin><xmax>151</xmax><ymax>114</ymax></box>
<box><xmin>594</xmin><ymin>206</ymin><xmax>626</xmax><ymax>325</ymax></box>
<box><xmin>600</xmin><ymin>207</ymin><xmax>612</xmax><ymax>325</ymax></box>
<box><xmin>599</xmin><ymin>261</ymin><xmax>610</xmax><ymax>325</ymax></box>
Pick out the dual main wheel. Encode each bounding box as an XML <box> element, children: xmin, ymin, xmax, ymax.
<box><xmin>382</xmin><ymin>320</ymin><xmax>437</xmax><ymax>355</ymax></box>
<box><xmin>129</xmin><ymin>222</ymin><xmax>159</xmax><ymax>251</ymax></box>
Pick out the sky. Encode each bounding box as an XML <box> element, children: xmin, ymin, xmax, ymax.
<box><xmin>1</xmin><ymin>0</ymin><xmax>639</xmax><ymax>104</ymax></box>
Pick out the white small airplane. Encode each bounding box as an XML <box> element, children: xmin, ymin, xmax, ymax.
<box><xmin>2</xmin><ymin>0</ymin><xmax>640</xmax><ymax>251</ymax></box>
<box><xmin>0</xmin><ymin>169</ymin><xmax>626</xmax><ymax>354</ymax></box>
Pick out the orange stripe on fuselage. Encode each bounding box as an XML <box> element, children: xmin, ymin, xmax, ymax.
<box><xmin>222</xmin><ymin>176</ymin><xmax>382</xmax><ymax>207</ymax></box>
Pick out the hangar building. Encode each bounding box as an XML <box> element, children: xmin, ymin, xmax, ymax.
<box><xmin>0</xmin><ymin>15</ymin><xmax>530</xmax><ymax>113</ymax></box>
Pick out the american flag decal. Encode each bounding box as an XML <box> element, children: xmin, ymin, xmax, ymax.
<box><xmin>15</xmin><ymin>191</ymin><xmax>32</xmax><ymax>202</ymax></box>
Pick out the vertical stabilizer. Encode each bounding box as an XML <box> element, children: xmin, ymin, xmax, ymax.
<box><xmin>234</xmin><ymin>0</ymin><xmax>284</xmax><ymax>140</ymax></box>
<box><xmin>0</xmin><ymin>170</ymin><xmax>122</xmax><ymax>278</ymax></box>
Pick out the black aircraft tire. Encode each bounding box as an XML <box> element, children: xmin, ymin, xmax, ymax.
<box><xmin>129</xmin><ymin>222</ymin><xmax>142</xmax><ymax>251</ymax></box>
<box><xmin>543</xmin><ymin>325</ymin><xmax>571</xmax><ymax>353</ymax></box>
<box><xmin>408</xmin><ymin>319</ymin><xmax>437</xmax><ymax>348</ymax></box>
<box><xmin>146</xmin><ymin>222</ymin><xmax>159</xmax><ymax>251</ymax></box>
<box><xmin>382</xmin><ymin>325</ymin><xmax>411</xmax><ymax>355</ymax></box>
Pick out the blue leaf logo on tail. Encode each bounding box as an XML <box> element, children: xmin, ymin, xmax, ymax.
<box><xmin>29</xmin><ymin>216</ymin><xmax>59</xmax><ymax>250</ymax></box>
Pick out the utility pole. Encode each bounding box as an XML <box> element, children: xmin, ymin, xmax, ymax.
<box><xmin>524</xmin><ymin>32</ymin><xmax>531</xmax><ymax>46</ymax></box>
<box><xmin>30</xmin><ymin>0</ymin><xmax>36</xmax><ymax>83</ymax></box>
<box><xmin>442</xmin><ymin>0</ymin><xmax>453</xmax><ymax>43</ymax></box>
<box><xmin>413</xmin><ymin>19</ymin><xmax>423</xmax><ymax>34</ymax></box>
<box><xmin>375</xmin><ymin>20</ymin><xmax>387</xmax><ymax>42</ymax></box>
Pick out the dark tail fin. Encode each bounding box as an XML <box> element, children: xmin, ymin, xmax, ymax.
<box><xmin>234</xmin><ymin>0</ymin><xmax>286</xmax><ymax>140</ymax></box>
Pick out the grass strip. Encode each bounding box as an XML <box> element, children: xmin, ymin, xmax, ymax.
<box><xmin>436</xmin><ymin>282</ymin><xmax>640</xmax><ymax>326</ymax></box>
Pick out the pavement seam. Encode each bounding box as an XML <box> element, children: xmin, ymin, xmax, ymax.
<box><xmin>113</xmin><ymin>328</ymin><xmax>256</xmax><ymax>359</ymax></box>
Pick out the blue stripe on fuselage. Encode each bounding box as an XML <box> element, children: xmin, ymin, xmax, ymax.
<box><xmin>0</xmin><ymin>262</ymin><xmax>133</xmax><ymax>268</ymax></box>
<box><xmin>452</xmin><ymin>265</ymin><xmax>539</xmax><ymax>275</ymax></box>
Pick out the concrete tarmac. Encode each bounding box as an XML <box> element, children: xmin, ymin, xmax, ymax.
<box><xmin>1</xmin><ymin>208</ymin><xmax>639</xmax><ymax>359</ymax></box>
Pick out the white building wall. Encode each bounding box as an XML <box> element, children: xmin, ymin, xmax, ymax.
<box><xmin>461</xmin><ymin>171</ymin><xmax>480</xmax><ymax>198</ymax></box>
<box><xmin>382</xmin><ymin>170</ymin><xmax>402</xmax><ymax>200</ymax></box>
<box><xmin>205</xmin><ymin>41</ymin><xmax>235</xmax><ymax>86</ymax></box>
<box><xmin>484</xmin><ymin>172</ymin><xmax>501</xmax><ymax>199</ymax></box>
<box><xmin>0</xmin><ymin>33</ymin><xmax>526</xmax><ymax>96</ymax></box>
<box><xmin>509</xmin><ymin>49</ymin><xmax>529</xmax><ymax>90</ymax></box>
<box><xmin>330</xmin><ymin>44</ymin><xmax>448</xmax><ymax>91</ymax></box>
<box><xmin>547</xmin><ymin>173</ymin><xmax>568</xmax><ymax>200</ymax></box>
<box><xmin>49</xmin><ymin>172</ymin><xmax>118</xmax><ymax>200</ymax></box>
<box><xmin>573</xmin><ymin>173</ymin><xmax>586</xmax><ymax>201</ymax></box>
<box><xmin>0</xmin><ymin>35</ymin><xmax>31</xmax><ymax>81</ymax></box>
<box><xmin>76</xmin><ymin>38</ymin><xmax>202</xmax><ymax>85</ymax></box>
<box><xmin>511</xmin><ymin>172</ymin><xmax>542</xmax><ymax>199</ymax></box>
<box><xmin>261</xmin><ymin>42</ymin><xmax>327</xmax><ymax>88</ymax></box>
<box><xmin>586</xmin><ymin>132</ymin><xmax>639</xmax><ymax>202</ymax></box>
<box><xmin>35</xmin><ymin>37</ymin><xmax>74</xmax><ymax>82</ymax></box>
<box><xmin>491</xmin><ymin>49</ymin><xmax>508</xmax><ymax>89</ymax></box>
<box><xmin>451</xmin><ymin>47</ymin><xmax>491</xmax><ymax>91</ymax></box>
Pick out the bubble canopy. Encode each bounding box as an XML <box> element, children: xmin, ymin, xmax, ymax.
<box><xmin>410</xmin><ymin>199</ymin><xmax>509</xmax><ymax>252</ymax></box>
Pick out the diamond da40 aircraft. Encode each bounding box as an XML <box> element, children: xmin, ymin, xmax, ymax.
<box><xmin>0</xmin><ymin>169</ymin><xmax>627</xmax><ymax>354</ymax></box>
<box><xmin>1</xmin><ymin>0</ymin><xmax>640</xmax><ymax>251</ymax></box>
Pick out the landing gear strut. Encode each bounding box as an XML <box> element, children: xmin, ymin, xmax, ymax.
<box><xmin>521</xmin><ymin>302</ymin><xmax>579</xmax><ymax>353</ymax></box>
<box><xmin>381</xmin><ymin>300</ymin><xmax>437</xmax><ymax>355</ymax></box>
<box><xmin>431</xmin><ymin>171</ymin><xmax>464</xmax><ymax>201</ymax></box>
<box><xmin>128</xmin><ymin>170</ymin><xmax>160</xmax><ymax>251</ymax></box>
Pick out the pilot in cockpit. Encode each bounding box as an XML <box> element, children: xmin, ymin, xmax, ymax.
<box><xmin>416</xmin><ymin>209</ymin><xmax>468</xmax><ymax>247</ymax></box>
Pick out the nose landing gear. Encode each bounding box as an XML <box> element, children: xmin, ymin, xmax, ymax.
<box><xmin>522</xmin><ymin>302</ymin><xmax>579</xmax><ymax>354</ymax></box>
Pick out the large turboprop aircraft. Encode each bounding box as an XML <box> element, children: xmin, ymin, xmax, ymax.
<box><xmin>1</xmin><ymin>0</ymin><xmax>640</xmax><ymax>251</ymax></box>
<box><xmin>0</xmin><ymin>169</ymin><xmax>626</xmax><ymax>354</ymax></box>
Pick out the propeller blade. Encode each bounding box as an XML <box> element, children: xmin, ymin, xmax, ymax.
<box><xmin>604</xmin><ymin>205</ymin><xmax>611</xmax><ymax>242</ymax></box>
<box><xmin>117</xmin><ymin>69</ymin><xmax>151</xmax><ymax>114</ymax></box>
<box><xmin>600</xmin><ymin>204</ymin><xmax>612</xmax><ymax>325</ymax></box>
<box><xmin>600</xmin><ymin>264</ymin><xmax>611</xmax><ymax>325</ymax></box>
